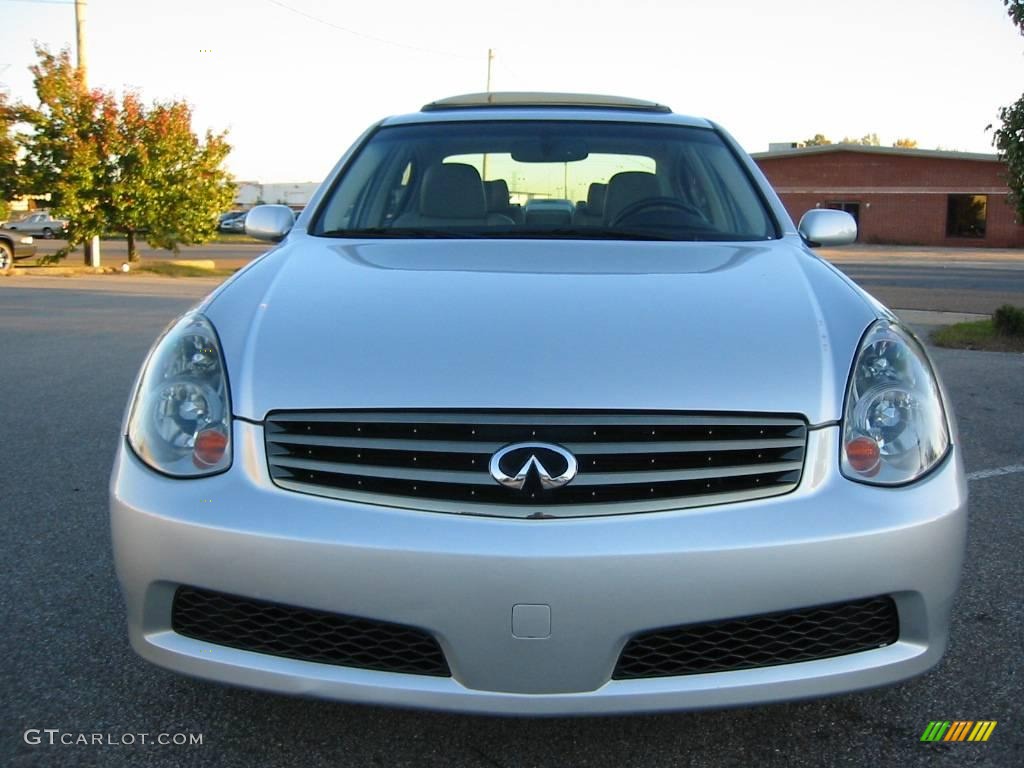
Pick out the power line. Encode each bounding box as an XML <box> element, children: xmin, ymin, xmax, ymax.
<box><xmin>266</xmin><ymin>0</ymin><xmax>476</xmax><ymax>62</ymax></box>
<box><xmin>7</xmin><ymin>0</ymin><xmax>480</xmax><ymax>63</ymax></box>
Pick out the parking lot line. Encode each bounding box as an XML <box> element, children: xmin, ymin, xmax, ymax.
<box><xmin>967</xmin><ymin>464</ymin><xmax>1024</xmax><ymax>481</ymax></box>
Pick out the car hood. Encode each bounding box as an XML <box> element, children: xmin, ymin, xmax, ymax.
<box><xmin>206</xmin><ymin>237</ymin><xmax>879</xmax><ymax>425</ymax></box>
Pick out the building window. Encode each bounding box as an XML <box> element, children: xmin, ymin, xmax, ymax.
<box><xmin>946</xmin><ymin>195</ymin><xmax>987</xmax><ymax>238</ymax></box>
<box><xmin>825</xmin><ymin>201</ymin><xmax>861</xmax><ymax>231</ymax></box>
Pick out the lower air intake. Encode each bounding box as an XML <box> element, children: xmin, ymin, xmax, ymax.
<box><xmin>171</xmin><ymin>586</ymin><xmax>450</xmax><ymax>677</ymax></box>
<box><xmin>614</xmin><ymin>596</ymin><xmax>899</xmax><ymax>679</ymax></box>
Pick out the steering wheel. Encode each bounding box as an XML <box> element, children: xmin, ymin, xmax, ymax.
<box><xmin>610</xmin><ymin>197</ymin><xmax>706</xmax><ymax>227</ymax></box>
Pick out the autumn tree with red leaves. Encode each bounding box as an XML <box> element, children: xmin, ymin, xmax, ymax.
<box><xmin>18</xmin><ymin>46</ymin><xmax>234</xmax><ymax>261</ymax></box>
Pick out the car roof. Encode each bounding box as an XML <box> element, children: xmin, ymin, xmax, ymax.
<box><xmin>381</xmin><ymin>92</ymin><xmax>713</xmax><ymax>129</ymax></box>
<box><xmin>423</xmin><ymin>92</ymin><xmax>672</xmax><ymax>112</ymax></box>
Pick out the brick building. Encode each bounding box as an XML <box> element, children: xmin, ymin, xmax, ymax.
<box><xmin>752</xmin><ymin>145</ymin><xmax>1023</xmax><ymax>248</ymax></box>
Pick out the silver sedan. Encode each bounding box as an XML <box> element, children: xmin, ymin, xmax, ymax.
<box><xmin>3</xmin><ymin>212</ymin><xmax>68</xmax><ymax>238</ymax></box>
<box><xmin>111</xmin><ymin>93</ymin><xmax>966</xmax><ymax>715</ymax></box>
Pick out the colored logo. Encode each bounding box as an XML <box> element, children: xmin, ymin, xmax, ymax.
<box><xmin>920</xmin><ymin>721</ymin><xmax>997</xmax><ymax>742</ymax></box>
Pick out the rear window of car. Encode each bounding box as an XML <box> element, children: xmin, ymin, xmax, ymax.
<box><xmin>311</xmin><ymin>120</ymin><xmax>776</xmax><ymax>242</ymax></box>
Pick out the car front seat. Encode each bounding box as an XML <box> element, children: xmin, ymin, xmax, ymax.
<box><xmin>485</xmin><ymin>179</ymin><xmax>524</xmax><ymax>224</ymax></box>
<box><xmin>395</xmin><ymin>164</ymin><xmax>514</xmax><ymax>227</ymax></box>
<box><xmin>573</xmin><ymin>182</ymin><xmax>607</xmax><ymax>226</ymax></box>
<box><xmin>603</xmin><ymin>171</ymin><xmax>661</xmax><ymax>225</ymax></box>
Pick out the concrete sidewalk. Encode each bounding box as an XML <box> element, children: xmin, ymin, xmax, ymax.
<box><xmin>0</xmin><ymin>273</ymin><xmax>220</xmax><ymax>298</ymax></box>
<box><xmin>894</xmin><ymin>309</ymin><xmax>987</xmax><ymax>326</ymax></box>
<box><xmin>821</xmin><ymin>244</ymin><xmax>1024</xmax><ymax>264</ymax></box>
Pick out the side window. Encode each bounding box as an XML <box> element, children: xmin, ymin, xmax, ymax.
<box><xmin>693</xmin><ymin>147</ymin><xmax>773</xmax><ymax>238</ymax></box>
<box><xmin>316</xmin><ymin>143</ymin><xmax>390</xmax><ymax>232</ymax></box>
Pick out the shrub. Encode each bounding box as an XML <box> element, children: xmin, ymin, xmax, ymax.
<box><xmin>993</xmin><ymin>305</ymin><xmax>1024</xmax><ymax>337</ymax></box>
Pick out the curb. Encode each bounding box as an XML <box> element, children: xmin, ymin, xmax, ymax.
<box><xmin>893</xmin><ymin>309</ymin><xmax>988</xmax><ymax>327</ymax></box>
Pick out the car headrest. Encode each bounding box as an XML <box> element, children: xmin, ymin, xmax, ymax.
<box><xmin>484</xmin><ymin>179</ymin><xmax>511</xmax><ymax>212</ymax></box>
<box><xmin>604</xmin><ymin>172</ymin><xmax>660</xmax><ymax>222</ymax></box>
<box><xmin>587</xmin><ymin>183</ymin><xmax>607</xmax><ymax>216</ymax></box>
<box><xmin>420</xmin><ymin>164</ymin><xmax>488</xmax><ymax>219</ymax></box>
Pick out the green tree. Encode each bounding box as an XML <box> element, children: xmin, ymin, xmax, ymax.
<box><xmin>105</xmin><ymin>92</ymin><xmax>154</xmax><ymax>259</ymax></box>
<box><xmin>802</xmin><ymin>134</ymin><xmax>832</xmax><ymax>146</ymax></box>
<box><xmin>102</xmin><ymin>92</ymin><xmax>234</xmax><ymax>259</ymax></box>
<box><xmin>134</xmin><ymin>101</ymin><xmax>234</xmax><ymax>259</ymax></box>
<box><xmin>17</xmin><ymin>47</ymin><xmax>109</xmax><ymax>253</ymax></box>
<box><xmin>0</xmin><ymin>91</ymin><xmax>20</xmax><ymax>217</ymax></box>
<box><xmin>1005</xmin><ymin>0</ymin><xmax>1024</xmax><ymax>25</ymax></box>
<box><xmin>18</xmin><ymin>46</ymin><xmax>234</xmax><ymax>261</ymax></box>
<box><xmin>840</xmin><ymin>133</ymin><xmax>881</xmax><ymax>146</ymax></box>
<box><xmin>992</xmin><ymin>0</ymin><xmax>1024</xmax><ymax>221</ymax></box>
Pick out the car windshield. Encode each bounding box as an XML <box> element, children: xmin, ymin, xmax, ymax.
<box><xmin>311</xmin><ymin>121</ymin><xmax>777</xmax><ymax>242</ymax></box>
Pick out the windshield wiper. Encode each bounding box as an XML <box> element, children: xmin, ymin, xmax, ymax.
<box><xmin>317</xmin><ymin>228</ymin><xmax>488</xmax><ymax>239</ymax></box>
<box><xmin>547</xmin><ymin>228</ymin><xmax>763</xmax><ymax>242</ymax></box>
<box><xmin>316</xmin><ymin>227</ymin><xmax>725</xmax><ymax>242</ymax></box>
<box><xmin>507</xmin><ymin>228</ymin><xmax>675</xmax><ymax>240</ymax></box>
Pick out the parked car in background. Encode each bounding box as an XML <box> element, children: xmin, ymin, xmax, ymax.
<box><xmin>0</xmin><ymin>228</ymin><xmax>37</xmax><ymax>270</ymax></box>
<box><xmin>218</xmin><ymin>211</ymin><xmax>248</xmax><ymax>233</ymax></box>
<box><xmin>218</xmin><ymin>211</ymin><xmax>247</xmax><ymax>233</ymax></box>
<box><xmin>226</xmin><ymin>215</ymin><xmax>247</xmax><ymax>233</ymax></box>
<box><xmin>3</xmin><ymin>212</ymin><xmax>68</xmax><ymax>239</ymax></box>
<box><xmin>112</xmin><ymin>92</ymin><xmax>966</xmax><ymax>716</ymax></box>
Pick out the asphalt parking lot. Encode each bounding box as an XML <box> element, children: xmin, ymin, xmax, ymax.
<box><xmin>1</xmin><ymin>275</ymin><xmax>1021</xmax><ymax>767</ymax></box>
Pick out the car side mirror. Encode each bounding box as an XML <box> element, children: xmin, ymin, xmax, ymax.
<box><xmin>245</xmin><ymin>205</ymin><xmax>295</xmax><ymax>242</ymax></box>
<box><xmin>797</xmin><ymin>209</ymin><xmax>857</xmax><ymax>247</ymax></box>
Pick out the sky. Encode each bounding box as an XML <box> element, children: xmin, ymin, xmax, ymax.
<box><xmin>2</xmin><ymin>0</ymin><xmax>1022</xmax><ymax>184</ymax></box>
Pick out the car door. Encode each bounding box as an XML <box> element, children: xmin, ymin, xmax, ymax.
<box><xmin>18</xmin><ymin>215</ymin><xmax>42</xmax><ymax>235</ymax></box>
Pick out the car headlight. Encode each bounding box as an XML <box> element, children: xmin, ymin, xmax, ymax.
<box><xmin>841</xmin><ymin>320</ymin><xmax>949</xmax><ymax>485</ymax></box>
<box><xmin>126</xmin><ymin>313</ymin><xmax>232</xmax><ymax>476</ymax></box>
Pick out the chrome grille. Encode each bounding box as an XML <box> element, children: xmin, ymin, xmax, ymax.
<box><xmin>264</xmin><ymin>411</ymin><xmax>807</xmax><ymax>518</ymax></box>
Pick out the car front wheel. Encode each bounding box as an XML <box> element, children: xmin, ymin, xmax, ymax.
<box><xmin>42</xmin><ymin>227</ymin><xmax>54</xmax><ymax>239</ymax></box>
<box><xmin>0</xmin><ymin>242</ymin><xmax>13</xmax><ymax>270</ymax></box>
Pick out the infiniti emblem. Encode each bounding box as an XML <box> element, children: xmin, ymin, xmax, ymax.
<box><xmin>489</xmin><ymin>443</ymin><xmax>578</xmax><ymax>491</ymax></box>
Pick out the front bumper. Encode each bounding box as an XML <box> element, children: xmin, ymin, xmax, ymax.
<box><xmin>110</xmin><ymin>421</ymin><xmax>967</xmax><ymax>715</ymax></box>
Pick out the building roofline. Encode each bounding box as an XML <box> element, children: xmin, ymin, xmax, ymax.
<box><xmin>751</xmin><ymin>144</ymin><xmax>1000</xmax><ymax>163</ymax></box>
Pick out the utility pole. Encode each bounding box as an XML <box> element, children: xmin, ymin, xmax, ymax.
<box><xmin>75</xmin><ymin>0</ymin><xmax>100</xmax><ymax>266</ymax></box>
<box><xmin>482</xmin><ymin>48</ymin><xmax>494</xmax><ymax>181</ymax></box>
<box><xmin>75</xmin><ymin>0</ymin><xmax>88</xmax><ymax>83</ymax></box>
